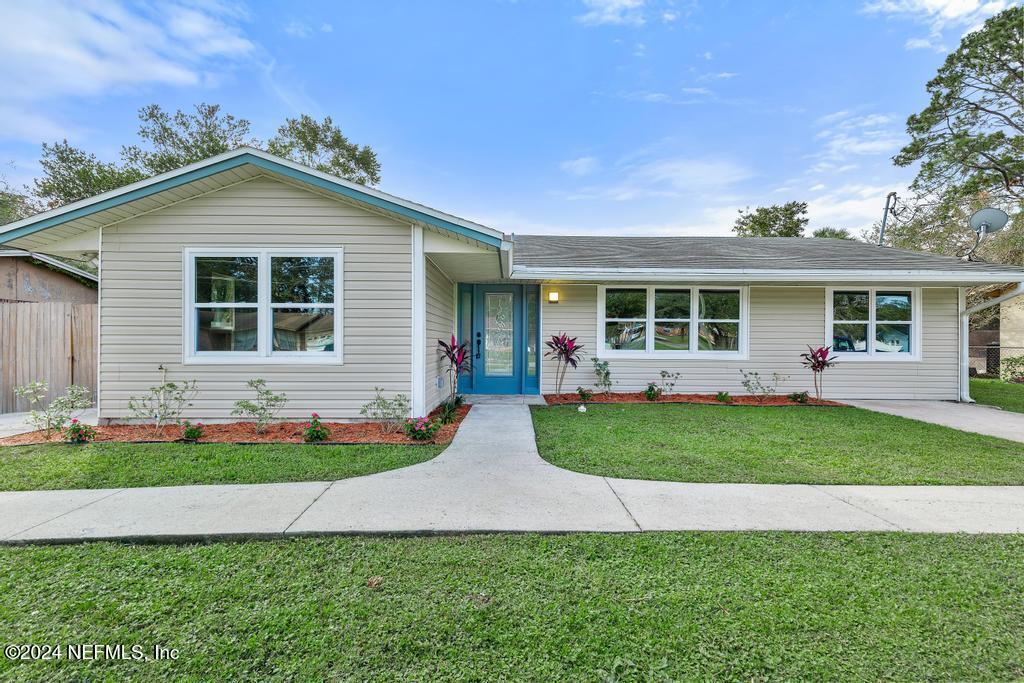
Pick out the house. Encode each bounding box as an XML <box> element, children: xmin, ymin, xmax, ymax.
<box><xmin>0</xmin><ymin>147</ymin><xmax>1021</xmax><ymax>422</ymax></box>
<box><xmin>0</xmin><ymin>249</ymin><xmax>97</xmax><ymax>303</ymax></box>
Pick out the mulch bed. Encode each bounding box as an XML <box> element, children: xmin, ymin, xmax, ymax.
<box><xmin>543</xmin><ymin>393</ymin><xmax>844</xmax><ymax>407</ymax></box>
<box><xmin>0</xmin><ymin>404</ymin><xmax>472</xmax><ymax>447</ymax></box>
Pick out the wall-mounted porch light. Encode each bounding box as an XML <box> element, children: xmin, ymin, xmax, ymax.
<box><xmin>547</xmin><ymin>290</ymin><xmax>559</xmax><ymax>304</ymax></box>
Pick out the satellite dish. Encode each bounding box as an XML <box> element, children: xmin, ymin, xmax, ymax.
<box><xmin>969</xmin><ymin>207</ymin><xmax>1009</xmax><ymax>234</ymax></box>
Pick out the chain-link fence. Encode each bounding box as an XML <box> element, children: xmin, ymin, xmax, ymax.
<box><xmin>968</xmin><ymin>344</ymin><xmax>1024</xmax><ymax>376</ymax></box>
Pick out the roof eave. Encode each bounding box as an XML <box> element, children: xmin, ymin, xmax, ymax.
<box><xmin>509</xmin><ymin>266</ymin><xmax>1024</xmax><ymax>285</ymax></box>
<box><xmin>0</xmin><ymin>147</ymin><xmax>509</xmax><ymax>250</ymax></box>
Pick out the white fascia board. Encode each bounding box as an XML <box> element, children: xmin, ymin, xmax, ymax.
<box><xmin>508</xmin><ymin>266</ymin><xmax>1024</xmax><ymax>284</ymax></box>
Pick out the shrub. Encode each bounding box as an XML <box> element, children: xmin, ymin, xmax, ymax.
<box><xmin>740</xmin><ymin>370</ymin><xmax>788</xmax><ymax>404</ymax></box>
<box><xmin>576</xmin><ymin>387</ymin><xmax>594</xmax><ymax>402</ymax></box>
<box><xmin>436</xmin><ymin>400</ymin><xmax>461</xmax><ymax>425</ymax></box>
<box><xmin>544</xmin><ymin>333</ymin><xmax>584</xmax><ymax>395</ymax></box>
<box><xmin>1000</xmin><ymin>355</ymin><xmax>1024</xmax><ymax>383</ymax></box>
<box><xmin>659</xmin><ymin>370</ymin><xmax>682</xmax><ymax>395</ymax></box>
<box><xmin>716</xmin><ymin>391</ymin><xmax>732</xmax><ymax>403</ymax></box>
<box><xmin>438</xmin><ymin>335</ymin><xmax>472</xmax><ymax>407</ymax></box>
<box><xmin>303</xmin><ymin>413</ymin><xmax>330</xmax><ymax>442</ymax></box>
<box><xmin>180</xmin><ymin>421</ymin><xmax>205</xmax><ymax>442</ymax></box>
<box><xmin>800</xmin><ymin>345</ymin><xmax>838</xmax><ymax>400</ymax></box>
<box><xmin>788</xmin><ymin>391</ymin><xmax>810</xmax><ymax>404</ymax></box>
<box><xmin>360</xmin><ymin>388</ymin><xmax>411</xmax><ymax>433</ymax></box>
<box><xmin>14</xmin><ymin>381</ymin><xmax>93</xmax><ymax>437</ymax></box>
<box><xmin>644</xmin><ymin>382</ymin><xmax>663</xmax><ymax>401</ymax></box>
<box><xmin>231</xmin><ymin>379</ymin><xmax>288</xmax><ymax>434</ymax></box>
<box><xmin>63</xmin><ymin>418</ymin><xmax>96</xmax><ymax>444</ymax></box>
<box><xmin>592</xmin><ymin>358</ymin><xmax>613</xmax><ymax>394</ymax></box>
<box><xmin>127</xmin><ymin>379</ymin><xmax>199</xmax><ymax>435</ymax></box>
<box><xmin>404</xmin><ymin>416</ymin><xmax>441</xmax><ymax>441</ymax></box>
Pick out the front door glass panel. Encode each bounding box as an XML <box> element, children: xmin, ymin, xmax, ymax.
<box><xmin>485</xmin><ymin>292</ymin><xmax>514</xmax><ymax>376</ymax></box>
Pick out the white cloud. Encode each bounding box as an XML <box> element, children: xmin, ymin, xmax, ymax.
<box><xmin>576</xmin><ymin>0</ymin><xmax>646</xmax><ymax>26</ymax></box>
<box><xmin>808</xmin><ymin>183</ymin><xmax>907</xmax><ymax>231</ymax></box>
<box><xmin>320</xmin><ymin>23</ymin><xmax>334</xmax><ymax>33</ymax></box>
<box><xmin>812</xmin><ymin>109</ymin><xmax>905</xmax><ymax>162</ymax></box>
<box><xmin>560</xmin><ymin>156</ymin><xmax>602</xmax><ymax>176</ymax></box>
<box><xmin>810</xmin><ymin>183</ymin><xmax>827</xmax><ymax>191</ymax></box>
<box><xmin>563</xmin><ymin>156</ymin><xmax>754</xmax><ymax>202</ymax></box>
<box><xmin>0</xmin><ymin>0</ymin><xmax>254</xmax><ymax>142</ymax></box>
<box><xmin>633</xmin><ymin>41</ymin><xmax>647</xmax><ymax>57</ymax></box>
<box><xmin>283</xmin><ymin>20</ymin><xmax>313</xmax><ymax>37</ymax></box>
<box><xmin>862</xmin><ymin>0</ymin><xmax>1008</xmax><ymax>51</ymax></box>
<box><xmin>698</xmin><ymin>71</ymin><xmax>739</xmax><ymax>81</ymax></box>
<box><xmin>662</xmin><ymin>10</ymin><xmax>679</xmax><ymax>22</ymax></box>
<box><xmin>699</xmin><ymin>51</ymin><xmax>713</xmax><ymax>60</ymax></box>
<box><xmin>680</xmin><ymin>87</ymin><xmax>711</xmax><ymax>95</ymax></box>
<box><xmin>905</xmin><ymin>36</ymin><xmax>948</xmax><ymax>50</ymax></box>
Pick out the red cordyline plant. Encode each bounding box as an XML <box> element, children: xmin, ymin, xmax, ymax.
<box><xmin>438</xmin><ymin>335</ymin><xmax>471</xmax><ymax>405</ymax></box>
<box><xmin>544</xmin><ymin>333</ymin><xmax>584</xmax><ymax>396</ymax></box>
<box><xmin>800</xmin><ymin>345</ymin><xmax>837</xmax><ymax>400</ymax></box>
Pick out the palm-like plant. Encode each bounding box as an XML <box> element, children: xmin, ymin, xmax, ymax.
<box><xmin>438</xmin><ymin>335</ymin><xmax>471</xmax><ymax>405</ymax></box>
<box><xmin>544</xmin><ymin>333</ymin><xmax>584</xmax><ymax>396</ymax></box>
<box><xmin>800</xmin><ymin>345</ymin><xmax>837</xmax><ymax>400</ymax></box>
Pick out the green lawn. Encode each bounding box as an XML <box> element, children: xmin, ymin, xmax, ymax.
<box><xmin>1</xmin><ymin>534</ymin><xmax>1022</xmax><ymax>681</ymax></box>
<box><xmin>532</xmin><ymin>404</ymin><xmax>1024</xmax><ymax>485</ymax></box>
<box><xmin>971</xmin><ymin>378</ymin><xmax>1024</xmax><ymax>414</ymax></box>
<box><xmin>0</xmin><ymin>442</ymin><xmax>443</xmax><ymax>491</ymax></box>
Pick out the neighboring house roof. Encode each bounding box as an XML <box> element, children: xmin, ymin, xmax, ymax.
<box><xmin>0</xmin><ymin>249</ymin><xmax>98</xmax><ymax>282</ymax></box>
<box><xmin>511</xmin><ymin>235</ymin><xmax>1024</xmax><ymax>284</ymax></box>
<box><xmin>0</xmin><ymin>147</ymin><xmax>507</xmax><ymax>251</ymax></box>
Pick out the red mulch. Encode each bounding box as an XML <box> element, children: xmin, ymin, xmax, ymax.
<box><xmin>543</xmin><ymin>393</ymin><xmax>844</xmax><ymax>407</ymax></box>
<box><xmin>0</xmin><ymin>404</ymin><xmax>472</xmax><ymax>447</ymax></box>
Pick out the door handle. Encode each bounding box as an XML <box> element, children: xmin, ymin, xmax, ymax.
<box><xmin>475</xmin><ymin>333</ymin><xmax>482</xmax><ymax>359</ymax></box>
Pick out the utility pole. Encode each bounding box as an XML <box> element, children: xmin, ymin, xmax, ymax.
<box><xmin>877</xmin><ymin>192</ymin><xmax>897</xmax><ymax>246</ymax></box>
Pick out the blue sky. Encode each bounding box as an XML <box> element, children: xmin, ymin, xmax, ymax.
<box><xmin>0</xmin><ymin>0</ymin><xmax>1013</xmax><ymax>235</ymax></box>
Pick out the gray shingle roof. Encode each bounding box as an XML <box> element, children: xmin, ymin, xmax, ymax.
<box><xmin>512</xmin><ymin>235</ymin><xmax>1024</xmax><ymax>275</ymax></box>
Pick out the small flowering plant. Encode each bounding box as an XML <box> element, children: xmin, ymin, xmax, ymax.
<box><xmin>303</xmin><ymin>412</ymin><xmax>330</xmax><ymax>443</ymax></box>
<box><xmin>181</xmin><ymin>421</ymin><xmax>205</xmax><ymax>442</ymax></box>
<box><xmin>404</xmin><ymin>416</ymin><xmax>441</xmax><ymax>441</ymax></box>
<box><xmin>63</xmin><ymin>418</ymin><xmax>96</xmax><ymax>444</ymax></box>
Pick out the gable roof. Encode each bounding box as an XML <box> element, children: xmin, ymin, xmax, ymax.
<box><xmin>0</xmin><ymin>147</ymin><xmax>507</xmax><ymax>251</ymax></box>
<box><xmin>512</xmin><ymin>235</ymin><xmax>1024</xmax><ymax>284</ymax></box>
<box><xmin>0</xmin><ymin>249</ymin><xmax>97</xmax><ymax>282</ymax></box>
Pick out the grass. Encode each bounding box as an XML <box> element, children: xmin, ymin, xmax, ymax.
<box><xmin>971</xmin><ymin>377</ymin><xmax>1024</xmax><ymax>414</ymax></box>
<box><xmin>0</xmin><ymin>442</ymin><xmax>443</xmax><ymax>491</ymax></box>
<box><xmin>1</xmin><ymin>533</ymin><xmax>1022</xmax><ymax>681</ymax></box>
<box><xmin>532</xmin><ymin>403</ymin><xmax>1024</xmax><ymax>485</ymax></box>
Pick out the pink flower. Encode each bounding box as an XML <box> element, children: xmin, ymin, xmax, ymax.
<box><xmin>312</xmin><ymin>412</ymin><xmax>320</xmax><ymax>418</ymax></box>
<box><xmin>71</xmin><ymin>419</ymin><xmax>79</xmax><ymax>424</ymax></box>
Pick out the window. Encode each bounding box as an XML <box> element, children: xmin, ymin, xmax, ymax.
<box><xmin>599</xmin><ymin>286</ymin><xmax>746</xmax><ymax>356</ymax></box>
<box><xmin>186</xmin><ymin>248</ymin><xmax>343</xmax><ymax>363</ymax></box>
<box><xmin>828</xmin><ymin>288</ymin><xmax>918</xmax><ymax>359</ymax></box>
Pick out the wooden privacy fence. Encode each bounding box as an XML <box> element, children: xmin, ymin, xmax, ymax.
<box><xmin>0</xmin><ymin>302</ymin><xmax>97</xmax><ymax>413</ymax></box>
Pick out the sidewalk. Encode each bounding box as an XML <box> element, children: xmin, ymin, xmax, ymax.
<box><xmin>0</xmin><ymin>409</ymin><xmax>98</xmax><ymax>439</ymax></box>
<box><xmin>3</xmin><ymin>404</ymin><xmax>1024</xmax><ymax>543</ymax></box>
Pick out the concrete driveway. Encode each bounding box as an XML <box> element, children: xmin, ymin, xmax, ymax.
<box><xmin>846</xmin><ymin>400</ymin><xmax>1024</xmax><ymax>443</ymax></box>
<box><xmin>4</xmin><ymin>404</ymin><xmax>1024</xmax><ymax>543</ymax></box>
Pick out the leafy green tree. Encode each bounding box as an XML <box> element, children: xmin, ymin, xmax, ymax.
<box><xmin>31</xmin><ymin>104</ymin><xmax>382</xmax><ymax>208</ymax></box>
<box><xmin>812</xmin><ymin>226</ymin><xmax>854</xmax><ymax>240</ymax></box>
<box><xmin>0</xmin><ymin>175</ymin><xmax>34</xmax><ymax>224</ymax></box>
<box><xmin>894</xmin><ymin>6</ymin><xmax>1023</xmax><ymax>205</ymax></box>
<box><xmin>732</xmin><ymin>201</ymin><xmax>808</xmax><ymax>237</ymax></box>
<box><xmin>268</xmin><ymin>114</ymin><xmax>381</xmax><ymax>186</ymax></box>
<box><xmin>121</xmin><ymin>103</ymin><xmax>257</xmax><ymax>176</ymax></box>
<box><xmin>33</xmin><ymin>141</ymin><xmax>145</xmax><ymax>208</ymax></box>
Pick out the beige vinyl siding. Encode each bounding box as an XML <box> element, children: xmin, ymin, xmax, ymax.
<box><xmin>100</xmin><ymin>176</ymin><xmax>412</xmax><ymax>420</ymax></box>
<box><xmin>425</xmin><ymin>258</ymin><xmax>455</xmax><ymax>411</ymax></box>
<box><xmin>540</xmin><ymin>285</ymin><xmax>959</xmax><ymax>400</ymax></box>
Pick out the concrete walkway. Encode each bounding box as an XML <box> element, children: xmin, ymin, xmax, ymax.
<box><xmin>3</xmin><ymin>404</ymin><xmax>1024</xmax><ymax>543</ymax></box>
<box><xmin>0</xmin><ymin>409</ymin><xmax>98</xmax><ymax>439</ymax></box>
<box><xmin>846</xmin><ymin>399</ymin><xmax>1024</xmax><ymax>443</ymax></box>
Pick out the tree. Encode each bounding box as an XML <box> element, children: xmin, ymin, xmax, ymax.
<box><xmin>268</xmin><ymin>114</ymin><xmax>381</xmax><ymax>186</ymax></box>
<box><xmin>31</xmin><ymin>104</ymin><xmax>382</xmax><ymax>208</ymax></box>
<box><xmin>812</xmin><ymin>226</ymin><xmax>854</xmax><ymax>240</ymax></box>
<box><xmin>894</xmin><ymin>6</ymin><xmax>1023</xmax><ymax>206</ymax></box>
<box><xmin>33</xmin><ymin>141</ymin><xmax>144</xmax><ymax>208</ymax></box>
<box><xmin>0</xmin><ymin>175</ymin><xmax>34</xmax><ymax>224</ymax></box>
<box><xmin>121</xmin><ymin>103</ymin><xmax>257</xmax><ymax>176</ymax></box>
<box><xmin>733</xmin><ymin>201</ymin><xmax>808</xmax><ymax>237</ymax></box>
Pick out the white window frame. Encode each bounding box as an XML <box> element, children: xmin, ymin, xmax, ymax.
<box><xmin>183</xmin><ymin>246</ymin><xmax>344</xmax><ymax>365</ymax></box>
<box><xmin>826</xmin><ymin>286</ymin><xmax>921</xmax><ymax>362</ymax></box>
<box><xmin>596</xmin><ymin>285</ymin><xmax>749</xmax><ymax>359</ymax></box>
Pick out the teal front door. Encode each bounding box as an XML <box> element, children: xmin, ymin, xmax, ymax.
<box><xmin>458</xmin><ymin>284</ymin><xmax>539</xmax><ymax>394</ymax></box>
